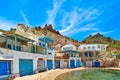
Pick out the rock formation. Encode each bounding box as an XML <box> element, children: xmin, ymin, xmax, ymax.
<box><xmin>11</xmin><ymin>24</ymin><xmax>80</xmax><ymax>50</ymax></box>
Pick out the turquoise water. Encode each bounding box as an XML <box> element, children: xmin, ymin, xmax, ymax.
<box><xmin>55</xmin><ymin>69</ymin><xmax>120</xmax><ymax>80</ymax></box>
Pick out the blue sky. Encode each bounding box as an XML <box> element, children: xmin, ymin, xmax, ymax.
<box><xmin>0</xmin><ymin>0</ymin><xmax>120</xmax><ymax>41</ymax></box>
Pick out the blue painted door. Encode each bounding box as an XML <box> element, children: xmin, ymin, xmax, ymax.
<box><xmin>19</xmin><ymin>59</ymin><xmax>33</xmax><ymax>76</ymax></box>
<box><xmin>0</xmin><ymin>61</ymin><xmax>11</xmax><ymax>76</ymax></box>
<box><xmin>55</xmin><ymin>60</ymin><xmax>60</xmax><ymax>68</ymax></box>
<box><xmin>70</xmin><ymin>60</ymin><xmax>75</xmax><ymax>68</ymax></box>
<box><xmin>47</xmin><ymin>60</ymin><xmax>53</xmax><ymax>70</ymax></box>
<box><xmin>76</xmin><ymin>60</ymin><xmax>81</xmax><ymax>67</ymax></box>
<box><xmin>94</xmin><ymin>61</ymin><xmax>100</xmax><ymax>67</ymax></box>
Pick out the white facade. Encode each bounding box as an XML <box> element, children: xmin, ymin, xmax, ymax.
<box><xmin>0</xmin><ymin>48</ymin><xmax>48</xmax><ymax>76</ymax></box>
<box><xmin>62</xmin><ymin>44</ymin><xmax>76</xmax><ymax>51</ymax></box>
<box><xmin>78</xmin><ymin>44</ymin><xmax>108</xmax><ymax>51</ymax></box>
<box><xmin>61</xmin><ymin>44</ymin><xmax>81</xmax><ymax>68</ymax></box>
<box><xmin>38</xmin><ymin>40</ymin><xmax>55</xmax><ymax>68</ymax></box>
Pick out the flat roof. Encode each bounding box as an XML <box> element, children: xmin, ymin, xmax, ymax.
<box><xmin>3</xmin><ymin>31</ymin><xmax>35</xmax><ymax>42</ymax></box>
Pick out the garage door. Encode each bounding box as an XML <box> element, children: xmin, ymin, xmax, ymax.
<box><xmin>47</xmin><ymin>60</ymin><xmax>53</xmax><ymax>70</ymax></box>
<box><xmin>0</xmin><ymin>61</ymin><xmax>11</xmax><ymax>76</ymax></box>
<box><xmin>76</xmin><ymin>60</ymin><xmax>81</xmax><ymax>67</ymax></box>
<box><xmin>37</xmin><ymin>60</ymin><xmax>46</xmax><ymax>71</ymax></box>
<box><xmin>55</xmin><ymin>60</ymin><xmax>60</xmax><ymax>68</ymax></box>
<box><xmin>70</xmin><ymin>60</ymin><xmax>75</xmax><ymax>68</ymax></box>
<box><xmin>86</xmin><ymin>61</ymin><xmax>92</xmax><ymax>67</ymax></box>
<box><xmin>19</xmin><ymin>59</ymin><xmax>33</xmax><ymax>76</ymax></box>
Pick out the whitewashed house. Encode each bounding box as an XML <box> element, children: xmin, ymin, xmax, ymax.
<box><xmin>79</xmin><ymin>44</ymin><xmax>108</xmax><ymax>52</ymax></box>
<box><xmin>78</xmin><ymin>44</ymin><xmax>108</xmax><ymax>67</ymax></box>
<box><xmin>38</xmin><ymin>36</ymin><xmax>55</xmax><ymax>70</ymax></box>
<box><xmin>0</xmin><ymin>31</ymin><xmax>54</xmax><ymax>79</ymax></box>
<box><xmin>61</xmin><ymin>44</ymin><xmax>81</xmax><ymax>68</ymax></box>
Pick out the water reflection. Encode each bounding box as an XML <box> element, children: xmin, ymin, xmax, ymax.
<box><xmin>55</xmin><ymin>69</ymin><xmax>120</xmax><ymax>80</ymax></box>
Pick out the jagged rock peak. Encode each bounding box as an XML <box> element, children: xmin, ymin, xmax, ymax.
<box><xmin>43</xmin><ymin>24</ymin><xmax>60</xmax><ymax>34</ymax></box>
<box><xmin>16</xmin><ymin>23</ymin><xmax>31</xmax><ymax>32</ymax></box>
<box><xmin>94</xmin><ymin>33</ymin><xmax>103</xmax><ymax>37</ymax></box>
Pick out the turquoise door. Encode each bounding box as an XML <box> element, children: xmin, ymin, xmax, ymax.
<box><xmin>76</xmin><ymin>60</ymin><xmax>81</xmax><ymax>67</ymax></box>
<box><xmin>47</xmin><ymin>60</ymin><xmax>53</xmax><ymax>70</ymax></box>
<box><xmin>0</xmin><ymin>61</ymin><xmax>11</xmax><ymax>76</ymax></box>
<box><xmin>19</xmin><ymin>59</ymin><xmax>33</xmax><ymax>76</ymax></box>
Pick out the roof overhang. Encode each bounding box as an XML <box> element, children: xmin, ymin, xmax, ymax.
<box><xmin>3</xmin><ymin>32</ymin><xmax>35</xmax><ymax>42</ymax></box>
<box><xmin>38</xmin><ymin>36</ymin><xmax>54</xmax><ymax>43</ymax></box>
<box><xmin>0</xmin><ymin>56</ymin><xmax>14</xmax><ymax>61</ymax></box>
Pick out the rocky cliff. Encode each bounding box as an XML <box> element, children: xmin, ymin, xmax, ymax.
<box><xmin>13</xmin><ymin>24</ymin><xmax>80</xmax><ymax>50</ymax></box>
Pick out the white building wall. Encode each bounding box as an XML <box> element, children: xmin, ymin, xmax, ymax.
<box><xmin>47</xmin><ymin>48</ymin><xmax>55</xmax><ymax>68</ymax></box>
<box><xmin>62</xmin><ymin>44</ymin><xmax>76</xmax><ymax>51</ymax></box>
<box><xmin>79</xmin><ymin>44</ymin><xmax>108</xmax><ymax>51</ymax></box>
<box><xmin>0</xmin><ymin>48</ymin><xmax>48</xmax><ymax>76</ymax></box>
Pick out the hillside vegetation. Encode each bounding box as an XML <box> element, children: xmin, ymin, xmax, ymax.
<box><xmin>0</xmin><ymin>29</ymin><xmax>8</xmax><ymax>32</ymax></box>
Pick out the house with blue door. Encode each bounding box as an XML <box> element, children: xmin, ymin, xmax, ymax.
<box><xmin>0</xmin><ymin>33</ymin><xmax>13</xmax><ymax>79</ymax></box>
<box><xmin>62</xmin><ymin>44</ymin><xmax>82</xmax><ymax>68</ymax></box>
<box><xmin>0</xmin><ymin>30</ymin><xmax>55</xmax><ymax>79</ymax></box>
<box><xmin>0</xmin><ymin>31</ymin><xmax>38</xmax><ymax>77</ymax></box>
<box><xmin>55</xmin><ymin>50</ymin><xmax>69</xmax><ymax>68</ymax></box>
<box><xmin>78</xmin><ymin>44</ymin><xmax>108</xmax><ymax>67</ymax></box>
<box><xmin>38</xmin><ymin>35</ymin><xmax>54</xmax><ymax>70</ymax></box>
<box><xmin>54</xmin><ymin>44</ymin><xmax>81</xmax><ymax>69</ymax></box>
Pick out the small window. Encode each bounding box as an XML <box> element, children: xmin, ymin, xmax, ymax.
<box><xmin>39</xmin><ymin>43</ymin><xmax>41</xmax><ymax>46</ymax></box>
<box><xmin>48</xmin><ymin>53</ymin><xmax>52</xmax><ymax>55</ymax></box>
<box><xmin>89</xmin><ymin>53</ymin><xmax>93</xmax><ymax>57</ymax></box>
<box><xmin>8</xmin><ymin>44</ymin><xmax>11</xmax><ymax>49</ymax></box>
<box><xmin>43</xmin><ymin>44</ymin><xmax>46</xmax><ymax>47</ymax></box>
<box><xmin>70</xmin><ymin>54</ymin><xmax>74</xmax><ymax>57</ymax></box>
<box><xmin>83</xmin><ymin>47</ymin><xmax>86</xmax><ymax>50</ymax></box>
<box><xmin>92</xmin><ymin>46</ymin><xmax>94</xmax><ymax>50</ymax></box>
<box><xmin>85</xmin><ymin>53</ymin><xmax>88</xmax><ymax>57</ymax></box>
<box><xmin>88</xmin><ymin>47</ymin><xmax>90</xmax><ymax>50</ymax></box>
<box><xmin>98</xmin><ymin>46</ymin><xmax>100</xmax><ymax>48</ymax></box>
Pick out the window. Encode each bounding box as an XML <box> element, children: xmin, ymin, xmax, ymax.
<box><xmin>88</xmin><ymin>47</ymin><xmax>90</xmax><ymax>50</ymax></box>
<box><xmin>39</xmin><ymin>43</ymin><xmax>41</xmax><ymax>46</ymax></box>
<box><xmin>13</xmin><ymin>45</ymin><xmax>21</xmax><ymax>51</ymax></box>
<box><xmin>63</xmin><ymin>48</ymin><xmax>66</xmax><ymax>51</ymax></box>
<box><xmin>85</xmin><ymin>53</ymin><xmax>88</xmax><ymax>57</ymax></box>
<box><xmin>98</xmin><ymin>45</ymin><xmax>100</xmax><ymax>48</ymax></box>
<box><xmin>71</xmin><ymin>54</ymin><xmax>74</xmax><ymax>57</ymax></box>
<box><xmin>8</xmin><ymin>44</ymin><xmax>11</xmax><ymax>49</ymax></box>
<box><xmin>83</xmin><ymin>47</ymin><xmax>86</xmax><ymax>50</ymax></box>
<box><xmin>43</xmin><ymin>44</ymin><xmax>46</xmax><ymax>47</ymax></box>
<box><xmin>92</xmin><ymin>46</ymin><xmax>95</xmax><ymax>50</ymax></box>
<box><xmin>31</xmin><ymin>46</ymin><xmax>35</xmax><ymax>53</ymax></box>
<box><xmin>89</xmin><ymin>53</ymin><xmax>93</xmax><ymax>57</ymax></box>
<box><xmin>48</xmin><ymin>53</ymin><xmax>52</xmax><ymax>55</ymax></box>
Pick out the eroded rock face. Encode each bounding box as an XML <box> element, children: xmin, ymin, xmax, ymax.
<box><xmin>15</xmin><ymin>24</ymin><xmax>80</xmax><ymax>50</ymax></box>
<box><xmin>101</xmin><ymin>58</ymin><xmax>119</xmax><ymax>67</ymax></box>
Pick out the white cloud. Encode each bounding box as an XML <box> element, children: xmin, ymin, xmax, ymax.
<box><xmin>0</xmin><ymin>19</ymin><xmax>16</xmax><ymax>30</ymax></box>
<box><xmin>59</xmin><ymin>7</ymin><xmax>101</xmax><ymax>35</ymax></box>
<box><xmin>47</xmin><ymin>0</ymin><xmax>65</xmax><ymax>26</ymax></box>
<box><xmin>47</xmin><ymin>0</ymin><xmax>115</xmax><ymax>37</ymax></box>
<box><xmin>20</xmin><ymin>10</ymin><xmax>30</xmax><ymax>26</ymax></box>
<box><xmin>63</xmin><ymin>23</ymin><xmax>98</xmax><ymax>36</ymax></box>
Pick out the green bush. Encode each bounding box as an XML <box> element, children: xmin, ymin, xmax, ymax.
<box><xmin>113</xmin><ymin>51</ymin><xmax>120</xmax><ymax>59</ymax></box>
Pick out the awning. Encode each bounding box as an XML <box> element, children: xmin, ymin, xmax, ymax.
<box><xmin>0</xmin><ymin>56</ymin><xmax>14</xmax><ymax>61</ymax></box>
